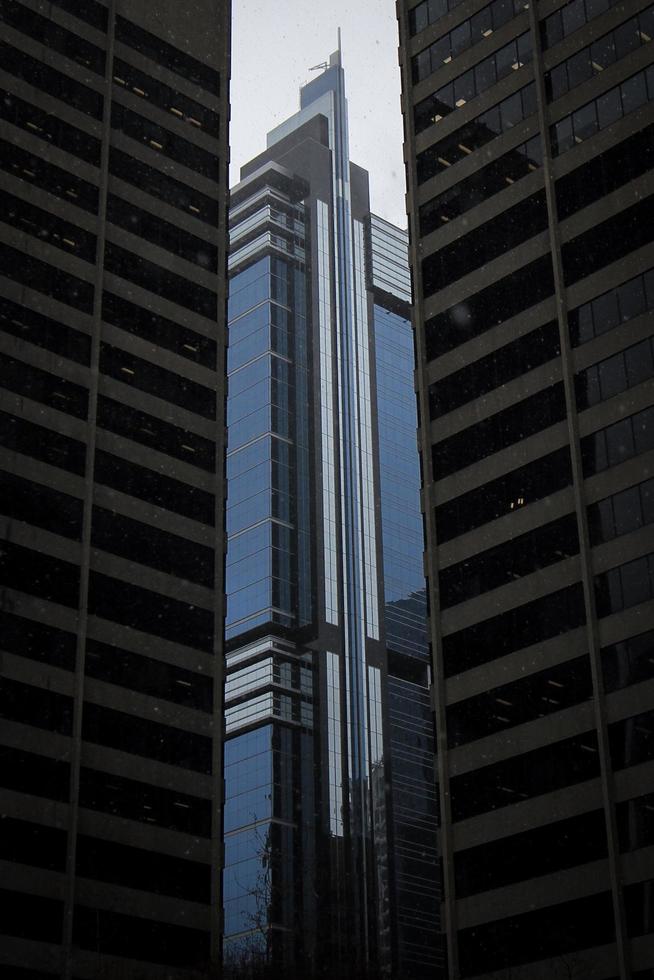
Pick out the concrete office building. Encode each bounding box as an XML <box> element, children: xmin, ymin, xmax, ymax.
<box><xmin>0</xmin><ymin>1</ymin><xmax>230</xmax><ymax>977</ymax></box>
<box><xmin>398</xmin><ymin>0</ymin><xmax>654</xmax><ymax>975</ymax></box>
<box><xmin>223</xmin><ymin>50</ymin><xmax>442</xmax><ymax>980</ymax></box>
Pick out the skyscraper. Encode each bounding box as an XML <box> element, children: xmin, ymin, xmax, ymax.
<box><xmin>223</xmin><ymin>49</ymin><xmax>441</xmax><ymax>979</ymax></box>
<box><xmin>0</xmin><ymin>2</ymin><xmax>230</xmax><ymax>977</ymax></box>
<box><xmin>398</xmin><ymin>0</ymin><xmax>654</xmax><ymax>976</ymax></box>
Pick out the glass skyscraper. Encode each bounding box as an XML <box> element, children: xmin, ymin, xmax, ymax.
<box><xmin>223</xmin><ymin>50</ymin><xmax>442</xmax><ymax>980</ymax></box>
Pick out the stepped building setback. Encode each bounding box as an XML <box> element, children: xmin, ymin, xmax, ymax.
<box><xmin>223</xmin><ymin>48</ymin><xmax>443</xmax><ymax>980</ymax></box>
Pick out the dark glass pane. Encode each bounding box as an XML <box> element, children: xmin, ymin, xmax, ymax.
<box><xmin>88</xmin><ymin>571</ymin><xmax>214</xmax><ymax>653</ymax></box>
<box><xmin>115</xmin><ymin>15</ymin><xmax>220</xmax><ymax>95</ymax></box>
<box><xmin>0</xmin><ymin>746</ymin><xmax>69</xmax><ymax>801</ymax></box>
<box><xmin>621</xmin><ymin>72</ymin><xmax>648</xmax><ymax>114</ymax></box>
<box><xmin>562</xmin><ymin>0</ymin><xmax>586</xmax><ymax>36</ymax></box>
<box><xmin>82</xmin><ymin>701</ymin><xmax>212</xmax><ymax>773</ymax></box>
<box><xmin>73</xmin><ymin>904</ymin><xmax>210</xmax><ymax>967</ymax></box>
<box><xmin>79</xmin><ymin>766</ymin><xmax>211</xmax><ymax>836</ymax></box>
<box><xmin>596</xmin><ymin>86</ymin><xmax>623</xmax><ymax>130</ymax></box>
<box><xmin>0</xmin><ymin>610</ymin><xmax>76</xmax><ymax>671</ymax></box>
<box><xmin>76</xmin><ymin>835</ymin><xmax>210</xmax><ymax>902</ymax></box>
<box><xmin>572</xmin><ymin>101</ymin><xmax>598</xmax><ymax>142</ymax></box>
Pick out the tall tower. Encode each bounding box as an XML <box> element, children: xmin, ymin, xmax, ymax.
<box><xmin>398</xmin><ymin>0</ymin><xmax>654</xmax><ymax>976</ymax></box>
<box><xmin>223</xmin><ymin>50</ymin><xmax>442</xmax><ymax>979</ymax></box>
<box><xmin>0</xmin><ymin>2</ymin><xmax>230</xmax><ymax>977</ymax></box>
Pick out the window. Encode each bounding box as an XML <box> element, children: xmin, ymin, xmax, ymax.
<box><xmin>96</xmin><ymin>395</ymin><xmax>215</xmax><ymax>471</ymax></box>
<box><xmin>581</xmin><ymin>405</ymin><xmax>654</xmax><ymax>476</ymax></box>
<box><xmin>0</xmin><ymin>0</ymin><xmax>106</xmax><ymax>73</ymax></box>
<box><xmin>541</xmin><ymin>0</ymin><xmax>617</xmax><ymax>50</ymax></box>
<box><xmin>458</xmin><ymin>890</ymin><xmax>614</xmax><ymax>976</ymax></box>
<box><xmin>0</xmin><ymin>409</ymin><xmax>86</xmax><ymax>475</ymax></box>
<box><xmin>595</xmin><ymin>553</ymin><xmax>654</xmax><ymax>617</ymax></box>
<box><xmin>0</xmin><ymin>889</ymin><xmax>63</xmax><ymax>945</ymax></box>
<box><xmin>0</xmin><ymin>137</ymin><xmax>99</xmax><ymax>213</ymax></box>
<box><xmin>48</xmin><ymin>0</ymin><xmax>108</xmax><ymax>30</ymax></box>
<box><xmin>410</xmin><ymin>0</ymin><xmax>527</xmax><ymax>39</ymax></box>
<box><xmin>0</xmin><ymin>89</ymin><xmax>101</xmax><ymax>165</ymax></box>
<box><xmin>73</xmin><ymin>904</ymin><xmax>210</xmax><ymax>967</ymax></box>
<box><xmin>617</xmin><ymin>790</ymin><xmax>654</xmax><ymax>851</ymax></box>
<box><xmin>609</xmin><ymin>708</ymin><xmax>654</xmax><ymax>769</ymax></box>
<box><xmin>422</xmin><ymin>190</ymin><xmax>547</xmax><ymax>295</ymax></box>
<box><xmin>550</xmin><ymin>67</ymin><xmax>654</xmax><ymax>155</ymax></box>
<box><xmin>82</xmin><ymin>701</ymin><xmax>212</xmax><ymax>773</ymax></box>
<box><xmin>410</xmin><ymin>0</ymin><xmax>460</xmax><ymax>35</ymax></box>
<box><xmin>76</xmin><ymin>835</ymin><xmax>210</xmax><ymax>902</ymax></box>
<box><xmin>602</xmin><ymin>629</ymin><xmax>654</xmax><ymax>693</ymax></box>
<box><xmin>0</xmin><ymin>41</ymin><xmax>103</xmax><ymax>119</ymax></box>
<box><xmin>435</xmin><ymin>445</ymin><xmax>573</xmax><ymax>542</ymax></box>
<box><xmin>0</xmin><ymin>540</ymin><xmax>80</xmax><ymax>608</ymax></box>
<box><xmin>0</xmin><ymin>242</ymin><xmax>94</xmax><ymax>312</ymax></box>
<box><xmin>0</xmin><ymin>296</ymin><xmax>91</xmax><ymax>365</ymax></box>
<box><xmin>102</xmin><ymin>291</ymin><xmax>216</xmax><ymax>367</ymax></box>
<box><xmin>576</xmin><ymin>338</ymin><xmax>654</xmax><ymax>411</ymax></box>
<box><xmin>115</xmin><ymin>15</ymin><xmax>220</xmax><ymax>95</ymax></box>
<box><xmin>0</xmin><ymin>610</ymin><xmax>76</xmax><ymax>671</ymax></box>
<box><xmin>106</xmin><ymin>194</ymin><xmax>218</xmax><ymax>271</ymax></box>
<box><xmin>111</xmin><ymin>103</ymin><xmax>219</xmax><ymax>183</ymax></box>
<box><xmin>563</xmin><ymin>195</ymin><xmax>654</xmax><ymax>286</ymax></box>
<box><xmin>455</xmin><ymin>808</ymin><xmax>606</xmax><ymax>897</ymax></box>
<box><xmin>414</xmin><ymin>26</ymin><xmax>531</xmax><ymax>87</ymax></box>
<box><xmin>99</xmin><ymin>342</ymin><xmax>216</xmax><ymax>418</ymax></box>
<box><xmin>432</xmin><ymin>382</ymin><xmax>566</xmax><ymax>480</ymax></box>
<box><xmin>88</xmin><ymin>570</ymin><xmax>214</xmax><ymax>652</ymax></box>
<box><xmin>91</xmin><ymin>506</ymin><xmax>214</xmax><ymax>587</ymax></box>
<box><xmin>451</xmin><ymin>729</ymin><xmax>600</xmax><ymax>822</ymax></box>
<box><xmin>0</xmin><ymin>469</ymin><xmax>83</xmax><ymax>539</ymax></box>
<box><xmin>588</xmin><ymin>478</ymin><xmax>654</xmax><ymax>546</ymax></box>
<box><xmin>79</xmin><ymin>766</ymin><xmax>211</xmax><ymax>836</ymax></box>
<box><xmin>0</xmin><ymin>676</ymin><xmax>73</xmax><ymax>735</ymax></box>
<box><xmin>544</xmin><ymin>6</ymin><xmax>653</xmax><ymax>100</ymax></box>
<box><xmin>447</xmin><ymin>654</ymin><xmax>592</xmax><ymax>747</ymax></box>
<box><xmin>439</xmin><ymin>513</ymin><xmax>579</xmax><ymax>607</ymax></box>
<box><xmin>109</xmin><ymin>147</ymin><xmax>219</xmax><ymax>226</ymax></box>
<box><xmin>429</xmin><ymin>319</ymin><xmax>559</xmax><ymax>418</ymax></box>
<box><xmin>415</xmin><ymin>36</ymin><xmax>532</xmax><ymax>133</ymax></box>
<box><xmin>419</xmin><ymin>135</ymin><xmax>542</xmax><ymax>234</ymax></box>
<box><xmin>94</xmin><ymin>449</ymin><xmax>215</xmax><ymax>526</ymax></box>
<box><xmin>85</xmin><ymin>638</ymin><xmax>212</xmax><ymax>712</ymax></box>
<box><xmin>556</xmin><ymin>125</ymin><xmax>654</xmax><ymax>220</ymax></box>
<box><xmin>104</xmin><ymin>242</ymin><xmax>217</xmax><ymax>319</ymax></box>
<box><xmin>113</xmin><ymin>57</ymin><xmax>219</xmax><ymax>136</ymax></box>
<box><xmin>442</xmin><ymin>582</ymin><xmax>586</xmax><ymax>675</ymax></box>
<box><xmin>0</xmin><ymin>351</ymin><xmax>88</xmax><ymax>419</ymax></box>
<box><xmin>0</xmin><ymin>817</ymin><xmax>67</xmax><ymax>872</ymax></box>
<box><xmin>416</xmin><ymin>83</ymin><xmax>537</xmax><ymax>184</ymax></box>
<box><xmin>1</xmin><ymin>188</ymin><xmax>97</xmax><ymax>263</ymax></box>
<box><xmin>425</xmin><ymin>253</ymin><xmax>554</xmax><ymax>360</ymax></box>
<box><xmin>569</xmin><ymin>268</ymin><xmax>654</xmax><ymax>346</ymax></box>
<box><xmin>624</xmin><ymin>879</ymin><xmax>654</xmax><ymax>939</ymax></box>
<box><xmin>0</xmin><ymin>745</ymin><xmax>69</xmax><ymax>801</ymax></box>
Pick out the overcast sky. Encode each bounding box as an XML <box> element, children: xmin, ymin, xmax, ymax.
<box><xmin>230</xmin><ymin>0</ymin><xmax>407</xmax><ymax>229</ymax></box>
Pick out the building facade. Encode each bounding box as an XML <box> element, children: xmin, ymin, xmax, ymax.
<box><xmin>0</xmin><ymin>2</ymin><xmax>230</xmax><ymax>977</ymax></box>
<box><xmin>398</xmin><ymin>0</ymin><xmax>654</xmax><ymax>976</ymax></box>
<box><xmin>222</xmin><ymin>52</ymin><xmax>442</xmax><ymax>979</ymax></box>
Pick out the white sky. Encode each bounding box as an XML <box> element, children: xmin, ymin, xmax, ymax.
<box><xmin>230</xmin><ymin>0</ymin><xmax>407</xmax><ymax>229</ymax></box>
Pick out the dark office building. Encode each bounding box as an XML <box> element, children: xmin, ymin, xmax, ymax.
<box><xmin>222</xmin><ymin>50</ymin><xmax>442</xmax><ymax>979</ymax></box>
<box><xmin>0</xmin><ymin>1</ymin><xmax>230</xmax><ymax>977</ymax></box>
<box><xmin>398</xmin><ymin>0</ymin><xmax>654</xmax><ymax>976</ymax></box>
